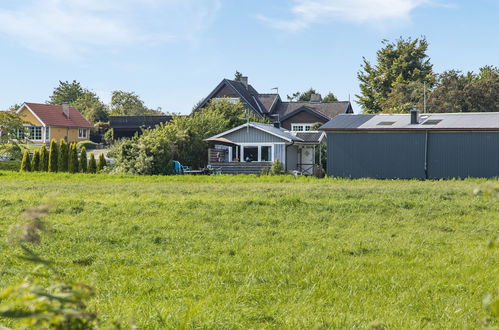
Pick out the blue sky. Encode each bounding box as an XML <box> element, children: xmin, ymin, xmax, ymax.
<box><xmin>0</xmin><ymin>0</ymin><xmax>497</xmax><ymax>114</ymax></box>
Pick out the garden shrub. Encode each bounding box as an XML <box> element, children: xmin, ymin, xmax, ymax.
<box><xmin>31</xmin><ymin>150</ymin><xmax>40</xmax><ymax>171</ymax></box>
<box><xmin>77</xmin><ymin>140</ymin><xmax>98</xmax><ymax>151</ymax></box>
<box><xmin>48</xmin><ymin>140</ymin><xmax>58</xmax><ymax>172</ymax></box>
<box><xmin>270</xmin><ymin>159</ymin><xmax>284</xmax><ymax>175</ymax></box>
<box><xmin>97</xmin><ymin>153</ymin><xmax>107</xmax><ymax>172</ymax></box>
<box><xmin>39</xmin><ymin>145</ymin><xmax>48</xmax><ymax>171</ymax></box>
<box><xmin>88</xmin><ymin>154</ymin><xmax>97</xmax><ymax>173</ymax></box>
<box><xmin>58</xmin><ymin>140</ymin><xmax>68</xmax><ymax>172</ymax></box>
<box><xmin>20</xmin><ymin>150</ymin><xmax>31</xmax><ymax>172</ymax></box>
<box><xmin>79</xmin><ymin>147</ymin><xmax>88</xmax><ymax>173</ymax></box>
<box><xmin>68</xmin><ymin>143</ymin><xmax>79</xmax><ymax>173</ymax></box>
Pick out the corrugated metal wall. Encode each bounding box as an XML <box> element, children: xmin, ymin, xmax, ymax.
<box><xmin>225</xmin><ymin>127</ymin><xmax>286</xmax><ymax>143</ymax></box>
<box><xmin>327</xmin><ymin>132</ymin><xmax>426</xmax><ymax>179</ymax></box>
<box><xmin>327</xmin><ymin>131</ymin><xmax>499</xmax><ymax>179</ymax></box>
<box><xmin>428</xmin><ymin>132</ymin><xmax>499</xmax><ymax>178</ymax></box>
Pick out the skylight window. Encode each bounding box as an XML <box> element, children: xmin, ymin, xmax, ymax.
<box><xmin>377</xmin><ymin>121</ymin><xmax>395</xmax><ymax>126</ymax></box>
<box><xmin>422</xmin><ymin>119</ymin><xmax>442</xmax><ymax>125</ymax></box>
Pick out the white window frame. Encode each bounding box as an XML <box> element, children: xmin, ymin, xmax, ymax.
<box><xmin>238</xmin><ymin>143</ymin><xmax>275</xmax><ymax>162</ymax></box>
<box><xmin>24</xmin><ymin>125</ymin><xmax>43</xmax><ymax>141</ymax></box>
<box><xmin>213</xmin><ymin>97</ymin><xmax>240</xmax><ymax>105</ymax></box>
<box><xmin>78</xmin><ymin>128</ymin><xmax>88</xmax><ymax>139</ymax></box>
<box><xmin>44</xmin><ymin>127</ymin><xmax>50</xmax><ymax>142</ymax></box>
<box><xmin>291</xmin><ymin>123</ymin><xmax>313</xmax><ymax>132</ymax></box>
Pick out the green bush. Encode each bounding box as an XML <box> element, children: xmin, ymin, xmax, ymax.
<box><xmin>31</xmin><ymin>150</ymin><xmax>41</xmax><ymax>171</ymax></box>
<box><xmin>88</xmin><ymin>154</ymin><xmax>97</xmax><ymax>173</ymax></box>
<box><xmin>39</xmin><ymin>145</ymin><xmax>49</xmax><ymax>171</ymax></box>
<box><xmin>79</xmin><ymin>147</ymin><xmax>88</xmax><ymax>173</ymax></box>
<box><xmin>48</xmin><ymin>140</ymin><xmax>58</xmax><ymax>172</ymax></box>
<box><xmin>68</xmin><ymin>143</ymin><xmax>79</xmax><ymax>173</ymax></box>
<box><xmin>77</xmin><ymin>140</ymin><xmax>98</xmax><ymax>151</ymax></box>
<box><xmin>0</xmin><ymin>161</ymin><xmax>21</xmax><ymax>171</ymax></box>
<box><xmin>20</xmin><ymin>150</ymin><xmax>31</xmax><ymax>172</ymax></box>
<box><xmin>104</xmin><ymin>128</ymin><xmax>114</xmax><ymax>144</ymax></box>
<box><xmin>57</xmin><ymin>140</ymin><xmax>68</xmax><ymax>172</ymax></box>
<box><xmin>97</xmin><ymin>153</ymin><xmax>107</xmax><ymax>172</ymax></box>
<box><xmin>269</xmin><ymin>159</ymin><xmax>284</xmax><ymax>175</ymax></box>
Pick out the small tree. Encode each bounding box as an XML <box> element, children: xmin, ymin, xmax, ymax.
<box><xmin>68</xmin><ymin>143</ymin><xmax>79</xmax><ymax>173</ymax></box>
<box><xmin>88</xmin><ymin>154</ymin><xmax>97</xmax><ymax>173</ymax></box>
<box><xmin>20</xmin><ymin>150</ymin><xmax>31</xmax><ymax>172</ymax></box>
<box><xmin>31</xmin><ymin>150</ymin><xmax>41</xmax><ymax>171</ymax></box>
<box><xmin>97</xmin><ymin>153</ymin><xmax>107</xmax><ymax>172</ymax></box>
<box><xmin>39</xmin><ymin>145</ymin><xmax>49</xmax><ymax>171</ymax></box>
<box><xmin>58</xmin><ymin>140</ymin><xmax>69</xmax><ymax>172</ymax></box>
<box><xmin>48</xmin><ymin>140</ymin><xmax>58</xmax><ymax>172</ymax></box>
<box><xmin>270</xmin><ymin>159</ymin><xmax>284</xmax><ymax>175</ymax></box>
<box><xmin>79</xmin><ymin>147</ymin><xmax>88</xmax><ymax>173</ymax></box>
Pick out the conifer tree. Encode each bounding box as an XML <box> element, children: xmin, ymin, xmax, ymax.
<box><xmin>31</xmin><ymin>150</ymin><xmax>41</xmax><ymax>171</ymax></box>
<box><xmin>20</xmin><ymin>150</ymin><xmax>31</xmax><ymax>172</ymax></box>
<box><xmin>97</xmin><ymin>153</ymin><xmax>107</xmax><ymax>172</ymax></box>
<box><xmin>88</xmin><ymin>153</ymin><xmax>97</xmax><ymax>174</ymax></box>
<box><xmin>58</xmin><ymin>140</ymin><xmax>69</xmax><ymax>172</ymax></box>
<box><xmin>68</xmin><ymin>143</ymin><xmax>79</xmax><ymax>173</ymax></box>
<box><xmin>48</xmin><ymin>139</ymin><xmax>58</xmax><ymax>172</ymax></box>
<box><xmin>79</xmin><ymin>147</ymin><xmax>88</xmax><ymax>173</ymax></box>
<box><xmin>40</xmin><ymin>145</ymin><xmax>49</xmax><ymax>171</ymax></box>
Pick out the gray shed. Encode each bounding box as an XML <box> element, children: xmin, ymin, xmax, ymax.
<box><xmin>320</xmin><ymin>111</ymin><xmax>499</xmax><ymax>179</ymax></box>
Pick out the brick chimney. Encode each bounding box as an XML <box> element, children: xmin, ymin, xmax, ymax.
<box><xmin>310</xmin><ymin>93</ymin><xmax>322</xmax><ymax>102</ymax></box>
<box><xmin>62</xmin><ymin>103</ymin><xmax>70</xmax><ymax>118</ymax></box>
<box><xmin>240</xmin><ymin>76</ymin><xmax>248</xmax><ymax>89</ymax></box>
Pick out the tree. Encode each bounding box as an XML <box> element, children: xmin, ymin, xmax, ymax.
<box><xmin>287</xmin><ymin>88</ymin><xmax>317</xmax><ymax>101</ymax></box>
<box><xmin>79</xmin><ymin>147</ymin><xmax>88</xmax><ymax>173</ymax></box>
<box><xmin>48</xmin><ymin>140</ymin><xmax>58</xmax><ymax>172</ymax></box>
<box><xmin>357</xmin><ymin>37</ymin><xmax>434</xmax><ymax>113</ymax></box>
<box><xmin>20</xmin><ymin>150</ymin><xmax>31</xmax><ymax>172</ymax></box>
<box><xmin>322</xmin><ymin>92</ymin><xmax>338</xmax><ymax>103</ymax></box>
<box><xmin>68</xmin><ymin>143</ymin><xmax>79</xmax><ymax>173</ymax></box>
<box><xmin>88</xmin><ymin>154</ymin><xmax>97</xmax><ymax>173</ymax></box>
<box><xmin>110</xmin><ymin>91</ymin><xmax>162</xmax><ymax>116</ymax></box>
<box><xmin>97</xmin><ymin>153</ymin><xmax>107</xmax><ymax>172</ymax></box>
<box><xmin>31</xmin><ymin>150</ymin><xmax>40</xmax><ymax>171</ymax></box>
<box><xmin>9</xmin><ymin>103</ymin><xmax>22</xmax><ymax>111</ymax></box>
<box><xmin>48</xmin><ymin>80</ymin><xmax>86</xmax><ymax>105</ymax></box>
<box><xmin>57</xmin><ymin>140</ymin><xmax>69</xmax><ymax>172</ymax></box>
<box><xmin>234</xmin><ymin>71</ymin><xmax>244</xmax><ymax>81</ymax></box>
<box><xmin>0</xmin><ymin>111</ymin><xmax>27</xmax><ymax>159</ymax></box>
<box><xmin>71</xmin><ymin>91</ymin><xmax>109</xmax><ymax>123</ymax></box>
<box><xmin>40</xmin><ymin>145</ymin><xmax>49</xmax><ymax>171</ymax></box>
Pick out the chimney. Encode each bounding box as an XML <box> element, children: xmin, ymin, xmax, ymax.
<box><xmin>310</xmin><ymin>93</ymin><xmax>322</xmax><ymax>102</ymax></box>
<box><xmin>62</xmin><ymin>103</ymin><xmax>70</xmax><ymax>119</ymax></box>
<box><xmin>240</xmin><ymin>76</ymin><xmax>248</xmax><ymax>89</ymax></box>
<box><xmin>410</xmin><ymin>108</ymin><xmax>419</xmax><ymax>124</ymax></box>
<box><xmin>273</xmin><ymin>121</ymin><xmax>280</xmax><ymax>129</ymax></box>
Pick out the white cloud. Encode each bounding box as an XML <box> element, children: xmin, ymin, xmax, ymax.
<box><xmin>0</xmin><ymin>0</ymin><xmax>220</xmax><ymax>58</ymax></box>
<box><xmin>259</xmin><ymin>0</ymin><xmax>435</xmax><ymax>31</ymax></box>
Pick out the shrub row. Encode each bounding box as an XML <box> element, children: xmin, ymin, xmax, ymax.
<box><xmin>20</xmin><ymin>139</ymin><xmax>107</xmax><ymax>174</ymax></box>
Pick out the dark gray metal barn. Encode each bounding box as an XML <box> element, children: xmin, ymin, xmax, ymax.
<box><xmin>320</xmin><ymin>111</ymin><xmax>499</xmax><ymax>179</ymax></box>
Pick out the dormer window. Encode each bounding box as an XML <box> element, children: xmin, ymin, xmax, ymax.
<box><xmin>213</xmin><ymin>97</ymin><xmax>240</xmax><ymax>104</ymax></box>
<box><xmin>291</xmin><ymin>123</ymin><xmax>312</xmax><ymax>132</ymax></box>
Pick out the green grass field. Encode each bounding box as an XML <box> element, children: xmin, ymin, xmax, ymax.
<box><xmin>0</xmin><ymin>172</ymin><xmax>497</xmax><ymax>328</ymax></box>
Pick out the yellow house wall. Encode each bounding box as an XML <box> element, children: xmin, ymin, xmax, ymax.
<box><xmin>50</xmin><ymin>127</ymin><xmax>88</xmax><ymax>144</ymax></box>
<box><xmin>18</xmin><ymin>106</ymin><xmax>43</xmax><ymax>125</ymax></box>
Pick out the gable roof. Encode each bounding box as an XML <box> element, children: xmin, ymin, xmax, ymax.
<box><xmin>257</xmin><ymin>94</ymin><xmax>280</xmax><ymax>113</ymax></box>
<box><xmin>275</xmin><ymin>101</ymin><xmax>352</xmax><ymax>120</ymax></box>
<box><xmin>208</xmin><ymin>122</ymin><xmax>304</xmax><ymax>142</ymax></box>
<box><xmin>109</xmin><ymin>115</ymin><xmax>172</xmax><ymax>129</ymax></box>
<box><xmin>194</xmin><ymin>79</ymin><xmax>265</xmax><ymax>117</ymax></box>
<box><xmin>320</xmin><ymin>112</ymin><xmax>499</xmax><ymax>131</ymax></box>
<box><xmin>18</xmin><ymin>103</ymin><xmax>92</xmax><ymax>128</ymax></box>
<box><xmin>293</xmin><ymin>131</ymin><xmax>326</xmax><ymax>143</ymax></box>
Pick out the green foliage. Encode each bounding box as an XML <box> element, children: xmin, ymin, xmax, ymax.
<box><xmin>287</xmin><ymin>88</ymin><xmax>317</xmax><ymax>101</ymax></box>
<box><xmin>48</xmin><ymin>140</ymin><xmax>58</xmax><ymax>172</ymax></box>
<box><xmin>88</xmin><ymin>154</ymin><xmax>97</xmax><ymax>174</ymax></box>
<box><xmin>104</xmin><ymin>128</ymin><xmax>114</xmax><ymax>144</ymax></box>
<box><xmin>58</xmin><ymin>139</ymin><xmax>69</xmax><ymax>172</ymax></box>
<box><xmin>97</xmin><ymin>153</ymin><xmax>107</xmax><ymax>172</ymax></box>
<box><xmin>68</xmin><ymin>143</ymin><xmax>79</xmax><ymax>173</ymax></box>
<box><xmin>31</xmin><ymin>150</ymin><xmax>41</xmax><ymax>171</ymax></box>
<box><xmin>0</xmin><ymin>160</ymin><xmax>21</xmax><ymax>171</ymax></box>
<box><xmin>72</xmin><ymin>91</ymin><xmax>109</xmax><ymax>123</ymax></box>
<box><xmin>0</xmin><ymin>174</ymin><xmax>497</xmax><ymax>328</ymax></box>
<box><xmin>19</xmin><ymin>150</ymin><xmax>31</xmax><ymax>172</ymax></box>
<box><xmin>322</xmin><ymin>92</ymin><xmax>338</xmax><ymax>103</ymax></box>
<box><xmin>234</xmin><ymin>70</ymin><xmax>243</xmax><ymax>81</ymax></box>
<box><xmin>0</xmin><ymin>111</ymin><xmax>27</xmax><ymax>158</ymax></box>
<box><xmin>79</xmin><ymin>147</ymin><xmax>88</xmax><ymax>173</ymax></box>
<box><xmin>269</xmin><ymin>159</ymin><xmax>284</xmax><ymax>175</ymax></box>
<box><xmin>40</xmin><ymin>145</ymin><xmax>49</xmax><ymax>172</ymax></box>
<box><xmin>110</xmin><ymin>90</ymin><xmax>162</xmax><ymax>116</ymax></box>
<box><xmin>357</xmin><ymin>37</ymin><xmax>434</xmax><ymax>113</ymax></box>
<box><xmin>76</xmin><ymin>140</ymin><xmax>98</xmax><ymax>151</ymax></box>
<box><xmin>48</xmin><ymin>80</ymin><xmax>85</xmax><ymax>105</ymax></box>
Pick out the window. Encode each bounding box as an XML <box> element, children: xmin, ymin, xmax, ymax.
<box><xmin>243</xmin><ymin>146</ymin><xmax>258</xmax><ymax>162</ymax></box>
<box><xmin>422</xmin><ymin>119</ymin><xmax>442</xmax><ymax>125</ymax></box>
<box><xmin>213</xmin><ymin>97</ymin><xmax>240</xmax><ymax>104</ymax></box>
<box><xmin>377</xmin><ymin>121</ymin><xmax>395</xmax><ymax>126</ymax></box>
<box><xmin>45</xmin><ymin>127</ymin><xmax>50</xmax><ymax>141</ymax></box>
<box><xmin>78</xmin><ymin>128</ymin><xmax>88</xmax><ymax>139</ymax></box>
<box><xmin>17</xmin><ymin>128</ymin><xmax>25</xmax><ymax>139</ymax></box>
<box><xmin>291</xmin><ymin>124</ymin><xmax>312</xmax><ymax>132</ymax></box>
<box><xmin>25</xmin><ymin>126</ymin><xmax>42</xmax><ymax>140</ymax></box>
<box><xmin>261</xmin><ymin>146</ymin><xmax>272</xmax><ymax>162</ymax></box>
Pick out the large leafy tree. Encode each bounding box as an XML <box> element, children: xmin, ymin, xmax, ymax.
<box><xmin>110</xmin><ymin>91</ymin><xmax>162</xmax><ymax>116</ymax></box>
<box><xmin>48</xmin><ymin>80</ymin><xmax>86</xmax><ymax>105</ymax></box>
<box><xmin>357</xmin><ymin>37</ymin><xmax>435</xmax><ymax>113</ymax></box>
<box><xmin>0</xmin><ymin>111</ymin><xmax>27</xmax><ymax>159</ymax></box>
<box><xmin>72</xmin><ymin>91</ymin><xmax>109</xmax><ymax>123</ymax></box>
<box><xmin>287</xmin><ymin>88</ymin><xmax>339</xmax><ymax>102</ymax></box>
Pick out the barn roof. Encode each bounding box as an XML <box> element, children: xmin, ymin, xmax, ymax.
<box><xmin>321</xmin><ymin>113</ymin><xmax>499</xmax><ymax>131</ymax></box>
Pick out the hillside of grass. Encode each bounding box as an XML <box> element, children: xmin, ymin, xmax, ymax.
<box><xmin>0</xmin><ymin>172</ymin><xmax>497</xmax><ymax>328</ymax></box>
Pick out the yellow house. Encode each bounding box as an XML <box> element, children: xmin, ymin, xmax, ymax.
<box><xmin>16</xmin><ymin>102</ymin><xmax>92</xmax><ymax>144</ymax></box>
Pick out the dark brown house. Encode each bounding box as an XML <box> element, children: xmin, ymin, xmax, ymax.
<box><xmin>194</xmin><ymin>76</ymin><xmax>353</xmax><ymax>130</ymax></box>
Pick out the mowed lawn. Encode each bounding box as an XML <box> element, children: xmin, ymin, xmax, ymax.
<box><xmin>0</xmin><ymin>172</ymin><xmax>497</xmax><ymax>328</ymax></box>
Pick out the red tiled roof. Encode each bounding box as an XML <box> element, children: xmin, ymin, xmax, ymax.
<box><xmin>23</xmin><ymin>103</ymin><xmax>92</xmax><ymax>128</ymax></box>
